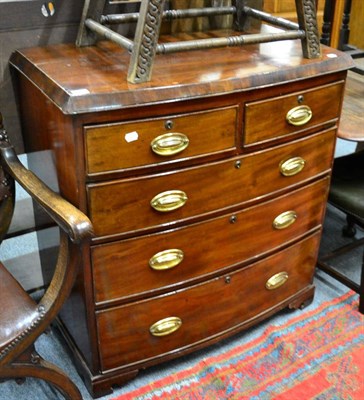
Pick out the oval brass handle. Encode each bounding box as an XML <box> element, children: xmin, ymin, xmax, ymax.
<box><xmin>273</xmin><ymin>210</ymin><xmax>297</xmax><ymax>230</ymax></box>
<box><xmin>266</xmin><ymin>271</ymin><xmax>289</xmax><ymax>290</ymax></box>
<box><xmin>151</xmin><ymin>132</ymin><xmax>189</xmax><ymax>156</ymax></box>
<box><xmin>286</xmin><ymin>105</ymin><xmax>313</xmax><ymax>126</ymax></box>
<box><xmin>149</xmin><ymin>317</ymin><xmax>182</xmax><ymax>337</ymax></box>
<box><xmin>279</xmin><ymin>157</ymin><xmax>306</xmax><ymax>176</ymax></box>
<box><xmin>149</xmin><ymin>249</ymin><xmax>184</xmax><ymax>270</ymax></box>
<box><xmin>151</xmin><ymin>190</ymin><xmax>188</xmax><ymax>212</ymax></box>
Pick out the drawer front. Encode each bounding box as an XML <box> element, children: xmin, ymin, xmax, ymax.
<box><xmin>85</xmin><ymin>106</ymin><xmax>237</xmax><ymax>175</ymax></box>
<box><xmin>96</xmin><ymin>233</ymin><xmax>319</xmax><ymax>371</ymax></box>
<box><xmin>88</xmin><ymin>128</ymin><xmax>335</xmax><ymax>237</ymax></box>
<box><xmin>244</xmin><ymin>81</ymin><xmax>344</xmax><ymax>145</ymax></box>
<box><xmin>92</xmin><ymin>178</ymin><xmax>329</xmax><ymax>304</ymax></box>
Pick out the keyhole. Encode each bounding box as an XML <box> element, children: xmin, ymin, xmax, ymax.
<box><xmin>165</xmin><ymin>120</ymin><xmax>174</xmax><ymax>130</ymax></box>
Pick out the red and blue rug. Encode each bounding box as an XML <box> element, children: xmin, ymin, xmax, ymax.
<box><xmin>113</xmin><ymin>291</ymin><xmax>364</xmax><ymax>399</ymax></box>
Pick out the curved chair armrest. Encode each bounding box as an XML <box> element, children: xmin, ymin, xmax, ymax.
<box><xmin>0</xmin><ymin>144</ymin><xmax>93</xmax><ymax>243</ymax></box>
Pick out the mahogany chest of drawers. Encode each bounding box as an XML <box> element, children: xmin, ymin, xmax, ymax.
<box><xmin>10</xmin><ymin>35</ymin><xmax>352</xmax><ymax>397</ymax></box>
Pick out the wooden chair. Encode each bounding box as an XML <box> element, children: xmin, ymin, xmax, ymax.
<box><xmin>321</xmin><ymin>0</ymin><xmax>364</xmax><ymax>75</ymax></box>
<box><xmin>76</xmin><ymin>0</ymin><xmax>321</xmax><ymax>83</ymax></box>
<box><xmin>0</xmin><ymin>112</ymin><xmax>93</xmax><ymax>398</ymax></box>
<box><xmin>317</xmin><ymin>70</ymin><xmax>364</xmax><ymax>313</ymax></box>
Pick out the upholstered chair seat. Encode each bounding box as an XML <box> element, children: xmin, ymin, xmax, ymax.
<box><xmin>329</xmin><ymin>150</ymin><xmax>364</xmax><ymax>227</ymax></box>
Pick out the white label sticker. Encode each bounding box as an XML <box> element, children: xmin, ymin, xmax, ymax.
<box><xmin>69</xmin><ymin>88</ymin><xmax>90</xmax><ymax>96</ymax></box>
<box><xmin>125</xmin><ymin>131</ymin><xmax>139</xmax><ymax>143</ymax></box>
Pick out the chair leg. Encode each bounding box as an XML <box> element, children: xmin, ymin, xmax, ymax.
<box><xmin>0</xmin><ymin>350</ymin><xmax>82</xmax><ymax>400</ymax></box>
<box><xmin>359</xmin><ymin>249</ymin><xmax>364</xmax><ymax>314</ymax></box>
<box><xmin>343</xmin><ymin>214</ymin><xmax>357</xmax><ymax>237</ymax></box>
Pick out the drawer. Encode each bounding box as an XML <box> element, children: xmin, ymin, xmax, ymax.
<box><xmin>244</xmin><ymin>81</ymin><xmax>344</xmax><ymax>146</ymax></box>
<box><xmin>92</xmin><ymin>177</ymin><xmax>329</xmax><ymax>304</ymax></box>
<box><xmin>88</xmin><ymin>128</ymin><xmax>335</xmax><ymax>238</ymax></box>
<box><xmin>96</xmin><ymin>233</ymin><xmax>319</xmax><ymax>371</ymax></box>
<box><xmin>85</xmin><ymin>106</ymin><xmax>237</xmax><ymax>175</ymax></box>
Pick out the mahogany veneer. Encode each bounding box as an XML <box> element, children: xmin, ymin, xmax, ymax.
<box><xmin>10</xmin><ymin>29</ymin><xmax>353</xmax><ymax>397</ymax></box>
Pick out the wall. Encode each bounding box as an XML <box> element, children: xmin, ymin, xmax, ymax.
<box><xmin>0</xmin><ymin>1</ymin><xmax>82</xmax><ymax>291</ymax></box>
<box><xmin>0</xmin><ymin>0</ymin><xmax>84</xmax><ymax>152</ymax></box>
<box><xmin>0</xmin><ymin>0</ymin><xmax>137</xmax><ymax>152</ymax></box>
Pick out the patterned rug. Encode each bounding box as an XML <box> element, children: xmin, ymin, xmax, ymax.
<box><xmin>112</xmin><ymin>292</ymin><xmax>364</xmax><ymax>400</ymax></box>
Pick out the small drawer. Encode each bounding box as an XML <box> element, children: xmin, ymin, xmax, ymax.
<box><xmin>92</xmin><ymin>177</ymin><xmax>329</xmax><ymax>304</ymax></box>
<box><xmin>96</xmin><ymin>233</ymin><xmax>319</xmax><ymax>371</ymax></box>
<box><xmin>244</xmin><ymin>81</ymin><xmax>344</xmax><ymax>146</ymax></box>
<box><xmin>84</xmin><ymin>106</ymin><xmax>237</xmax><ymax>175</ymax></box>
<box><xmin>87</xmin><ymin>128</ymin><xmax>335</xmax><ymax>238</ymax></box>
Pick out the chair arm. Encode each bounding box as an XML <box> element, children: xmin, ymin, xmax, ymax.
<box><xmin>0</xmin><ymin>143</ymin><xmax>93</xmax><ymax>244</ymax></box>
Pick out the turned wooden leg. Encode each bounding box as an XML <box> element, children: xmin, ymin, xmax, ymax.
<box><xmin>76</xmin><ymin>0</ymin><xmax>108</xmax><ymax>46</ymax></box>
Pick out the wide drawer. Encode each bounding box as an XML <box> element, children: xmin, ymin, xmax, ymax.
<box><xmin>84</xmin><ymin>106</ymin><xmax>237</xmax><ymax>175</ymax></box>
<box><xmin>96</xmin><ymin>233</ymin><xmax>319</xmax><ymax>371</ymax></box>
<box><xmin>88</xmin><ymin>128</ymin><xmax>335</xmax><ymax>238</ymax></box>
<box><xmin>92</xmin><ymin>177</ymin><xmax>329</xmax><ymax>305</ymax></box>
<box><xmin>244</xmin><ymin>81</ymin><xmax>344</xmax><ymax>146</ymax></box>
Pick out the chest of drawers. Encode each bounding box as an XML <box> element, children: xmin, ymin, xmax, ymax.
<box><xmin>10</xmin><ymin>36</ymin><xmax>352</xmax><ymax>397</ymax></box>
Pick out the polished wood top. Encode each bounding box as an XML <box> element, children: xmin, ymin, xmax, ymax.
<box><xmin>338</xmin><ymin>68</ymin><xmax>364</xmax><ymax>142</ymax></box>
<box><xmin>10</xmin><ymin>28</ymin><xmax>354</xmax><ymax>114</ymax></box>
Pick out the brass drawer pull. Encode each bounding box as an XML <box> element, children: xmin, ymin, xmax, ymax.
<box><xmin>273</xmin><ymin>210</ymin><xmax>297</xmax><ymax>230</ymax></box>
<box><xmin>150</xmin><ymin>317</ymin><xmax>182</xmax><ymax>337</ymax></box>
<box><xmin>151</xmin><ymin>132</ymin><xmax>190</xmax><ymax>156</ymax></box>
<box><xmin>286</xmin><ymin>105</ymin><xmax>313</xmax><ymax>126</ymax></box>
<box><xmin>151</xmin><ymin>190</ymin><xmax>188</xmax><ymax>212</ymax></box>
<box><xmin>266</xmin><ymin>271</ymin><xmax>289</xmax><ymax>290</ymax></box>
<box><xmin>149</xmin><ymin>249</ymin><xmax>184</xmax><ymax>270</ymax></box>
<box><xmin>279</xmin><ymin>157</ymin><xmax>306</xmax><ymax>176</ymax></box>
